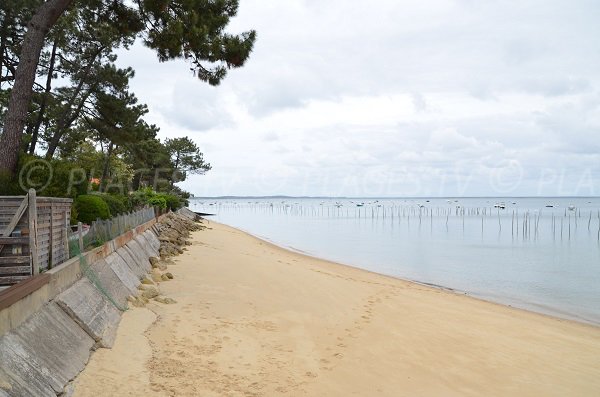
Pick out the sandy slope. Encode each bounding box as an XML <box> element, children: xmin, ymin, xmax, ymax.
<box><xmin>74</xmin><ymin>221</ymin><xmax>600</xmax><ymax>396</ymax></box>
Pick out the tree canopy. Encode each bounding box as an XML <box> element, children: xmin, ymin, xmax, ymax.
<box><xmin>0</xmin><ymin>0</ymin><xmax>255</xmax><ymax>180</ymax></box>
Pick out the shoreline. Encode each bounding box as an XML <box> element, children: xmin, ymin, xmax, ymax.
<box><xmin>207</xmin><ymin>219</ymin><xmax>600</xmax><ymax>328</ymax></box>
<box><xmin>74</xmin><ymin>220</ymin><xmax>600</xmax><ymax>396</ymax></box>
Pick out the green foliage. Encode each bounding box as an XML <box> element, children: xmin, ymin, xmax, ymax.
<box><xmin>148</xmin><ymin>195</ymin><xmax>167</xmax><ymax>209</ymax></box>
<box><xmin>128</xmin><ymin>188</ymin><xmax>185</xmax><ymax>211</ymax></box>
<box><xmin>129</xmin><ymin>187</ymin><xmax>155</xmax><ymax>209</ymax></box>
<box><xmin>164</xmin><ymin>136</ymin><xmax>211</xmax><ymax>187</ymax></box>
<box><xmin>139</xmin><ymin>0</ymin><xmax>256</xmax><ymax>85</ymax></box>
<box><xmin>75</xmin><ymin>194</ymin><xmax>111</xmax><ymax>224</ymax></box>
<box><xmin>70</xmin><ymin>204</ymin><xmax>79</xmax><ymax>225</ymax></box>
<box><xmin>93</xmin><ymin>193</ymin><xmax>129</xmax><ymax>216</ymax></box>
<box><xmin>0</xmin><ymin>154</ymin><xmax>89</xmax><ymax>196</ymax></box>
<box><xmin>158</xmin><ymin>193</ymin><xmax>184</xmax><ymax>211</ymax></box>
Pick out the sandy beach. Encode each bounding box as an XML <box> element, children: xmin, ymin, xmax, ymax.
<box><xmin>73</xmin><ymin>221</ymin><xmax>600</xmax><ymax>396</ymax></box>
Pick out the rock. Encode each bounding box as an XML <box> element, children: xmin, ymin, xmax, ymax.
<box><xmin>164</xmin><ymin>272</ymin><xmax>174</xmax><ymax>279</ymax></box>
<box><xmin>160</xmin><ymin>274</ymin><xmax>170</xmax><ymax>281</ymax></box>
<box><xmin>151</xmin><ymin>269</ymin><xmax>163</xmax><ymax>283</ymax></box>
<box><xmin>154</xmin><ymin>296</ymin><xmax>177</xmax><ymax>304</ymax></box>
<box><xmin>151</xmin><ymin>274</ymin><xmax>162</xmax><ymax>283</ymax></box>
<box><xmin>149</xmin><ymin>256</ymin><xmax>160</xmax><ymax>266</ymax></box>
<box><xmin>141</xmin><ymin>286</ymin><xmax>159</xmax><ymax>299</ymax></box>
<box><xmin>141</xmin><ymin>277</ymin><xmax>155</xmax><ymax>285</ymax></box>
<box><xmin>130</xmin><ymin>297</ymin><xmax>146</xmax><ymax>308</ymax></box>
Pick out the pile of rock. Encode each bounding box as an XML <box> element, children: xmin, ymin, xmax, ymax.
<box><xmin>128</xmin><ymin>211</ymin><xmax>203</xmax><ymax>307</ymax></box>
<box><xmin>155</xmin><ymin>212</ymin><xmax>204</xmax><ymax>258</ymax></box>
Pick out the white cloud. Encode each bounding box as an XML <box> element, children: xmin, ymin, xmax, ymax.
<box><xmin>115</xmin><ymin>0</ymin><xmax>600</xmax><ymax>197</ymax></box>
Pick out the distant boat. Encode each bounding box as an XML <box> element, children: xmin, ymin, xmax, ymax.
<box><xmin>356</xmin><ymin>203</ymin><xmax>364</xmax><ymax>207</ymax></box>
<box><xmin>568</xmin><ymin>205</ymin><xmax>576</xmax><ymax>211</ymax></box>
<box><xmin>494</xmin><ymin>202</ymin><xmax>506</xmax><ymax>209</ymax></box>
<box><xmin>545</xmin><ymin>205</ymin><xmax>554</xmax><ymax>208</ymax></box>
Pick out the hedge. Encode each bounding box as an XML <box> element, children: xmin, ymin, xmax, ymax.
<box><xmin>75</xmin><ymin>195</ymin><xmax>110</xmax><ymax>224</ymax></box>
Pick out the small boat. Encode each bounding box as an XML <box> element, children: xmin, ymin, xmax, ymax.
<box><xmin>545</xmin><ymin>205</ymin><xmax>554</xmax><ymax>208</ymax></box>
<box><xmin>494</xmin><ymin>202</ymin><xmax>506</xmax><ymax>209</ymax></box>
<box><xmin>568</xmin><ymin>205</ymin><xmax>576</xmax><ymax>211</ymax></box>
<box><xmin>356</xmin><ymin>203</ymin><xmax>364</xmax><ymax>207</ymax></box>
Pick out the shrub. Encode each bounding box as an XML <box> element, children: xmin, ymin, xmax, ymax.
<box><xmin>148</xmin><ymin>195</ymin><xmax>167</xmax><ymax>209</ymax></box>
<box><xmin>129</xmin><ymin>187</ymin><xmax>155</xmax><ymax>210</ymax></box>
<box><xmin>94</xmin><ymin>193</ymin><xmax>128</xmax><ymax>216</ymax></box>
<box><xmin>75</xmin><ymin>195</ymin><xmax>110</xmax><ymax>224</ymax></box>
<box><xmin>159</xmin><ymin>193</ymin><xmax>184</xmax><ymax>211</ymax></box>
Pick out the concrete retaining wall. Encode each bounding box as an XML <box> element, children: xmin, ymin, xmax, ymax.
<box><xmin>0</xmin><ymin>214</ymin><xmax>165</xmax><ymax>396</ymax></box>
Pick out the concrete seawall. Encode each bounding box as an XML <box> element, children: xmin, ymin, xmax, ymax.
<box><xmin>0</xmin><ymin>216</ymin><xmax>164</xmax><ymax>396</ymax></box>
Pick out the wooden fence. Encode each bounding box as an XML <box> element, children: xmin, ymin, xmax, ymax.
<box><xmin>0</xmin><ymin>190</ymin><xmax>72</xmax><ymax>286</ymax></box>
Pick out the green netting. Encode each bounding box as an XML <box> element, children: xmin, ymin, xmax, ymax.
<box><xmin>71</xmin><ymin>241</ymin><xmax>128</xmax><ymax>312</ymax></box>
<box><xmin>66</xmin><ymin>206</ymin><xmax>156</xmax><ymax>312</ymax></box>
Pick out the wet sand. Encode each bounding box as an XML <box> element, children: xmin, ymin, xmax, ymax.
<box><xmin>73</xmin><ymin>221</ymin><xmax>600</xmax><ymax>396</ymax></box>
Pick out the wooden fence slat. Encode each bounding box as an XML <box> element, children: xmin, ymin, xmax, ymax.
<box><xmin>0</xmin><ymin>237</ymin><xmax>29</xmax><ymax>245</ymax></box>
<box><xmin>0</xmin><ymin>275</ymin><xmax>31</xmax><ymax>285</ymax></box>
<box><xmin>28</xmin><ymin>189</ymin><xmax>39</xmax><ymax>276</ymax></box>
<box><xmin>0</xmin><ymin>257</ymin><xmax>30</xmax><ymax>265</ymax></box>
<box><xmin>0</xmin><ymin>266</ymin><xmax>31</xmax><ymax>275</ymax></box>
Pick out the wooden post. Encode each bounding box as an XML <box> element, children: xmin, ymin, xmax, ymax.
<box><xmin>28</xmin><ymin>189</ymin><xmax>39</xmax><ymax>276</ymax></box>
<box><xmin>48</xmin><ymin>202</ymin><xmax>54</xmax><ymax>269</ymax></box>
<box><xmin>63</xmin><ymin>208</ymin><xmax>70</xmax><ymax>260</ymax></box>
<box><xmin>77</xmin><ymin>221</ymin><xmax>84</xmax><ymax>252</ymax></box>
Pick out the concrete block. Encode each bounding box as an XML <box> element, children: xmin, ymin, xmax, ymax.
<box><xmin>88</xmin><ymin>259</ymin><xmax>131</xmax><ymax>308</ymax></box>
<box><xmin>143</xmin><ymin>230</ymin><xmax>161</xmax><ymax>252</ymax></box>
<box><xmin>141</xmin><ymin>231</ymin><xmax>160</xmax><ymax>257</ymax></box>
<box><xmin>121</xmin><ymin>244</ymin><xmax>148</xmax><ymax>276</ymax></box>
<box><xmin>116</xmin><ymin>247</ymin><xmax>146</xmax><ymax>279</ymax></box>
<box><xmin>0</xmin><ymin>303</ymin><xmax>94</xmax><ymax>396</ymax></box>
<box><xmin>55</xmin><ymin>278</ymin><xmax>121</xmax><ymax>348</ymax></box>
<box><xmin>105</xmin><ymin>253</ymin><xmax>139</xmax><ymax>295</ymax></box>
<box><xmin>0</xmin><ymin>362</ymin><xmax>54</xmax><ymax>397</ymax></box>
<box><xmin>135</xmin><ymin>234</ymin><xmax>157</xmax><ymax>258</ymax></box>
<box><xmin>125</xmin><ymin>240</ymin><xmax>151</xmax><ymax>272</ymax></box>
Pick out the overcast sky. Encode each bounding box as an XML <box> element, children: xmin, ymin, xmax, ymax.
<box><xmin>116</xmin><ymin>0</ymin><xmax>600</xmax><ymax>197</ymax></box>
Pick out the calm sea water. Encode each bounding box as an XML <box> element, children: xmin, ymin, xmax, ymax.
<box><xmin>190</xmin><ymin>197</ymin><xmax>600</xmax><ymax>325</ymax></box>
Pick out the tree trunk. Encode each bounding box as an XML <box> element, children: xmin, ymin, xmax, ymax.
<box><xmin>0</xmin><ymin>9</ymin><xmax>10</xmax><ymax>89</ymax></box>
<box><xmin>29</xmin><ymin>38</ymin><xmax>58</xmax><ymax>154</ymax></box>
<box><xmin>0</xmin><ymin>0</ymin><xmax>73</xmax><ymax>178</ymax></box>
<box><xmin>100</xmin><ymin>141</ymin><xmax>114</xmax><ymax>192</ymax></box>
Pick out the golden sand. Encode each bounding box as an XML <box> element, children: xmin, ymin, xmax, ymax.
<box><xmin>73</xmin><ymin>221</ymin><xmax>600</xmax><ymax>396</ymax></box>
